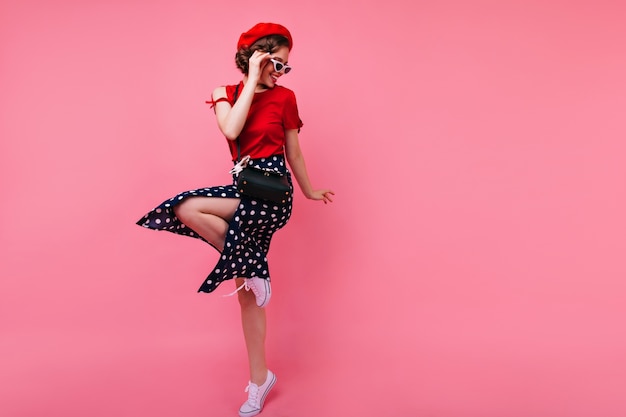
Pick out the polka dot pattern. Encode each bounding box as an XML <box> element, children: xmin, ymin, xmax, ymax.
<box><xmin>136</xmin><ymin>156</ymin><xmax>293</xmax><ymax>293</ymax></box>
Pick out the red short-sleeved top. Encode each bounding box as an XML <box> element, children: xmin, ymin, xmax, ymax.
<box><xmin>208</xmin><ymin>82</ymin><xmax>303</xmax><ymax>161</ymax></box>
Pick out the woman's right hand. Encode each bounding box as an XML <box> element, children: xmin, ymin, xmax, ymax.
<box><xmin>247</xmin><ymin>50</ymin><xmax>271</xmax><ymax>85</ymax></box>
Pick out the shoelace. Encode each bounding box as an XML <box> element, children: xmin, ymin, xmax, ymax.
<box><xmin>222</xmin><ymin>280</ymin><xmax>259</xmax><ymax>299</ymax></box>
<box><xmin>244</xmin><ymin>382</ymin><xmax>261</xmax><ymax>407</ymax></box>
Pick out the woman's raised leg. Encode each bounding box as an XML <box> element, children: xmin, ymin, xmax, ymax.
<box><xmin>173</xmin><ymin>197</ymin><xmax>240</xmax><ymax>251</ymax></box>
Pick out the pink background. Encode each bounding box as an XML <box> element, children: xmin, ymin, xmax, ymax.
<box><xmin>2</xmin><ymin>1</ymin><xmax>626</xmax><ymax>416</ymax></box>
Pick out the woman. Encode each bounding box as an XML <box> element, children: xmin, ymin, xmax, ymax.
<box><xmin>136</xmin><ymin>22</ymin><xmax>334</xmax><ymax>417</ymax></box>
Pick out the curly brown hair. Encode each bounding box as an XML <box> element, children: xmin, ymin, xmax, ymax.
<box><xmin>235</xmin><ymin>34</ymin><xmax>290</xmax><ymax>74</ymax></box>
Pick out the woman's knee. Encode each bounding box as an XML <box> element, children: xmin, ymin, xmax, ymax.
<box><xmin>174</xmin><ymin>197</ymin><xmax>239</xmax><ymax>224</ymax></box>
<box><xmin>173</xmin><ymin>197</ymin><xmax>207</xmax><ymax>223</ymax></box>
<box><xmin>173</xmin><ymin>200</ymin><xmax>193</xmax><ymax>223</ymax></box>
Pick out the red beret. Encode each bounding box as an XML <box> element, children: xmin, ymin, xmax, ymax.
<box><xmin>237</xmin><ymin>22</ymin><xmax>293</xmax><ymax>50</ymax></box>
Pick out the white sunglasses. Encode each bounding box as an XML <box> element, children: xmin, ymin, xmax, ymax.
<box><xmin>269</xmin><ymin>58</ymin><xmax>292</xmax><ymax>74</ymax></box>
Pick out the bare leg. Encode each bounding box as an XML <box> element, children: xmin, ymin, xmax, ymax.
<box><xmin>173</xmin><ymin>197</ymin><xmax>240</xmax><ymax>251</ymax></box>
<box><xmin>237</xmin><ymin>278</ymin><xmax>268</xmax><ymax>386</ymax></box>
<box><xmin>174</xmin><ymin>197</ymin><xmax>268</xmax><ymax>385</ymax></box>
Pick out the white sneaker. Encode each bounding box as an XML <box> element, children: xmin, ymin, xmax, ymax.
<box><xmin>223</xmin><ymin>277</ymin><xmax>271</xmax><ymax>308</ymax></box>
<box><xmin>245</xmin><ymin>277</ymin><xmax>271</xmax><ymax>307</ymax></box>
<box><xmin>239</xmin><ymin>370</ymin><xmax>277</xmax><ymax>417</ymax></box>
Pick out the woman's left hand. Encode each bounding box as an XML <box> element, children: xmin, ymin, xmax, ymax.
<box><xmin>308</xmin><ymin>189</ymin><xmax>335</xmax><ymax>204</ymax></box>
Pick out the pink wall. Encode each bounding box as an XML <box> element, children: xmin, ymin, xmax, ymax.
<box><xmin>2</xmin><ymin>1</ymin><xmax>625</xmax><ymax>416</ymax></box>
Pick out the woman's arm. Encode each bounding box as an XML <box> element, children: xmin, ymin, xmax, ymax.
<box><xmin>212</xmin><ymin>51</ymin><xmax>272</xmax><ymax>140</ymax></box>
<box><xmin>284</xmin><ymin>129</ymin><xmax>334</xmax><ymax>203</ymax></box>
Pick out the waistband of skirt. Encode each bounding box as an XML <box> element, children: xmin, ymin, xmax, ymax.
<box><xmin>232</xmin><ymin>154</ymin><xmax>289</xmax><ymax>175</ymax></box>
<box><xmin>232</xmin><ymin>153</ymin><xmax>285</xmax><ymax>163</ymax></box>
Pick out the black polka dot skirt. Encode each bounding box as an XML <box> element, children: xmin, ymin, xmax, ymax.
<box><xmin>136</xmin><ymin>155</ymin><xmax>293</xmax><ymax>293</ymax></box>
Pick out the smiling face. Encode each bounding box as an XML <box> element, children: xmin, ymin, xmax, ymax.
<box><xmin>259</xmin><ymin>45</ymin><xmax>290</xmax><ymax>89</ymax></box>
